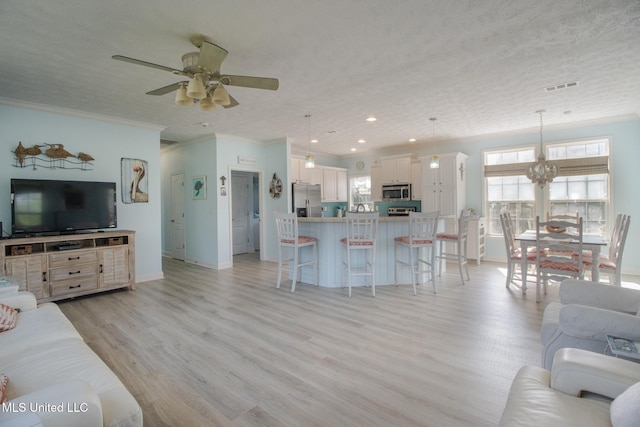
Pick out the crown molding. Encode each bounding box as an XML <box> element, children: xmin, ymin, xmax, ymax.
<box><xmin>0</xmin><ymin>97</ymin><xmax>166</xmax><ymax>132</ymax></box>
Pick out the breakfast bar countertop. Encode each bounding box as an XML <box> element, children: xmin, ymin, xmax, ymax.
<box><xmin>298</xmin><ymin>216</ymin><xmax>409</xmax><ymax>223</ymax></box>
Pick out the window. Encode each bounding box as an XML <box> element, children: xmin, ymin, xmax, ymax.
<box><xmin>349</xmin><ymin>175</ymin><xmax>372</xmax><ymax>211</ymax></box>
<box><xmin>546</xmin><ymin>139</ymin><xmax>609</xmax><ymax>236</ymax></box>
<box><xmin>484</xmin><ymin>138</ymin><xmax>611</xmax><ymax>238</ymax></box>
<box><xmin>484</xmin><ymin>147</ymin><xmax>536</xmax><ymax>235</ymax></box>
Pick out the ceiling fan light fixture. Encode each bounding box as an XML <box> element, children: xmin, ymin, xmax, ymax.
<box><xmin>199</xmin><ymin>96</ymin><xmax>216</xmax><ymax>111</ymax></box>
<box><xmin>174</xmin><ymin>85</ymin><xmax>192</xmax><ymax>106</ymax></box>
<box><xmin>212</xmin><ymin>85</ymin><xmax>231</xmax><ymax>105</ymax></box>
<box><xmin>186</xmin><ymin>74</ymin><xmax>206</xmax><ymax>99</ymax></box>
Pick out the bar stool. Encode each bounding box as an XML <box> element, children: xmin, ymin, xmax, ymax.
<box><xmin>275</xmin><ymin>212</ymin><xmax>318</xmax><ymax>292</ymax></box>
<box><xmin>437</xmin><ymin>209</ymin><xmax>472</xmax><ymax>285</ymax></box>
<box><xmin>394</xmin><ymin>211</ymin><xmax>439</xmax><ymax>294</ymax></box>
<box><xmin>340</xmin><ymin>212</ymin><xmax>379</xmax><ymax>297</ymax></box>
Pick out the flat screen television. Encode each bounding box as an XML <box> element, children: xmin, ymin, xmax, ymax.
<box><xmin>11</xmin><ymin>179</ymin><xmax>117</xmax><ymax>236</ymax></box>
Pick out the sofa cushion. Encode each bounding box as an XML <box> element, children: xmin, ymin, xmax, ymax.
<box><xmin>500</xmin><ymin>365</ymin><xmax>611</xmax><ymax>427</ymax></box>
<box><xmin>0</xmin><ymin>373</ymin><xmax>7</xmax><ymax>404</ymax></box>
<box><xmin>2</xmin><ymin>337</ymin><xmax>142</xmax><ymax>427</ymax></box>
<box><xmin>610</xmin><ymin>382</ymin><xmax>640</xmax><ymax>427</ymax></box>
<box><xmin>541</xmin><ymin>301</ymin><xmax>562</xmax><ymax>344</ymax></box>
<box><xmin>0</xmin><ymin>303</ymin><xmax>83</xmax><ymax>361</ymax></box>
<box><xmin>0</xmin><ymin>303</ymin><xmax>17</xmax><ymax>332</ymax></box>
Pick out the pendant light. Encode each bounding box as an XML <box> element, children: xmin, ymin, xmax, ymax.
<box><xmin>304</xmin><ymin>114</ymin><xmax>315</xmax><ymax>168</ymax></box>
<box><xmin>526</xmin><ymin>109</ymin><xmax>557</xmax><ymax>188</ymax></box>
<box><xmin>429</xmin><ymin>117</ymin><xmax>439</xmax><ymax>169</ymax></box>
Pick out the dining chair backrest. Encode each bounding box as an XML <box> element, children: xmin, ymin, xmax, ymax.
<box><xmin>408</xmin><ymin>211</ymin><xmax>439</xmax><ymax>245</ymax></box>
<box><xmin>535</xmin><ymin>215</ymin><xmax>584</xmax><ymax>283</ymax></box>
<box><xmin>458</xmin><ymin>208</ymin><xmax>472</xmax><ymax>239</ymax></box>
<box><xmin>275</xmin><ymin>212</ymin><xmax>298</xmax><ymax>243</ymax></box>
<box><xmin>546</xmin><ymin>212</ymin><xmax>580</xmax><ymax>224</ymax></box>
<box><xmin>344</xmin><ymin>212</ymin><xmax>379</xmax><ymax>244</ymax></box>
<box><xmin>500</xmin><ymin>213</ymin><xmax>517</xmax><ymax>256</ymax></box>
<box><xmin>609</xmin><ymin>214</ymin><xmax>630</xmax><ymax>265</ymax></box>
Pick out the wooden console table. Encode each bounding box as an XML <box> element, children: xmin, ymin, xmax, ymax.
<box><xmin>0</xmin><ymin>230</ymin><xmax>135</xmax><ymax>302</ymax></box>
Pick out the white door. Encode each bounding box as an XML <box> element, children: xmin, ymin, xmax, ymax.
<box><xmin>232</xmin><ymin>174</ymin><xmax>250</xmax><ymax>255</ymax></box>
<box><xmin>170</xmin><ymin>173</ymin><xmax>186</xmax><ymax>260</ymax></box>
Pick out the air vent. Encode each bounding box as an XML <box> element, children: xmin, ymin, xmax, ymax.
<box><xmin>545</xmin><ymin>81</ymin><xmax>579</xmax><ymax>92</ymax></box>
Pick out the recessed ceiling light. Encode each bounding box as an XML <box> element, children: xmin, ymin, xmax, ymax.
<box><xmin>311</xmin><ymin>139</ymin><xmax>318</xmax><ymax>143</ymax></box>
<box><xmin>366</xmin><ymin>117</ymin><xmax>377</xmax><ymax>122</ymax></box>
<box><xmin>350</xmin><ymin>148</ymin><xmax>357</xmax><ymax>152</ymax></box>
<box><xmin>409</xmin><ymin>138</ymin><xmax>416</xmax><ymax>142</ymax></box>
<box><xmin>358</xmin><ymin>139</ymin><xmax>366</xmax><ymax>144</ymax></box>
<box><xmin>200</xmin><ymin>122</ymin><xmax>209</xmax><ymax>127</ymax></box>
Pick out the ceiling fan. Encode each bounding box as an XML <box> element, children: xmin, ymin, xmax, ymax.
<box><xmin>112</xmin><ymin>34</ymin><xmax>279</xmax><ymax>110</ymax></box>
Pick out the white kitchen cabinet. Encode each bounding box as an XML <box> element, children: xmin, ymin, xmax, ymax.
<box><xmin>421</xmin><ymin>152</ymin><xmax>468</xmax><ymax>217</ymax></box>
<box><xmin>337</xmin><ymin>170</ymin><xmax>348</xmax><ymax>202</ymax></box>
<box><xmin>467</xmin><ymin>217</ymin><xmax>486</xmax><ymax>264</ymax></box>
<box><xmin>371</xmin><ymin>164</ymin><xmax>382</xmax><ymax>201</ymax></box>
<box><xmin>410</xmin><ymin>162</ymin><xmax>422</xmax><ymax>200</ymax></box>
<box><xmin>381</xmin><ymin>157</ymin><xmax>411</xmax><ymax>184</ymax></box>
<box><xmin>321</xmin><ymin>167</ymin><xmax>348</xmax><ymax>202</ymax></box>
<box><xmin>291</xmin><ymin>158</ymin><xmax>323</xmax><ymax>185</ymax></box>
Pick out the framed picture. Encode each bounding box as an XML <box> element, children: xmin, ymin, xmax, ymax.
<box><xmin>192</xmin><ymin>176</ymin><xmax>207</xmax><ymax>199</ymax></box>
<box><xmin>121</xmin><ymin>158</ymin><xmax>149</xmax><ymax>203</ymax></box>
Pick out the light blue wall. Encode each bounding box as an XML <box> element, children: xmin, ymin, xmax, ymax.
<box><xmin>160</xmin><ymin>134</ymin><xmax>291</xmax><ymax>268</ymax></box>
<box><xmin>0</xmin><ymin>103</ymin><xmax>164</xmax><ymax>281</ymax></box>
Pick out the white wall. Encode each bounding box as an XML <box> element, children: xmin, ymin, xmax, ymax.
<box><xmin>0</xmin><ymin>102</ymin><xmax>164</xmax><ymax>282</ymax></box>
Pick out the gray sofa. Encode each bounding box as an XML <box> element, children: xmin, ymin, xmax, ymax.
<box><xmin>541</xmin><ymin>279</ymin><xmax>640</xmax><ymax>369</ymax></box>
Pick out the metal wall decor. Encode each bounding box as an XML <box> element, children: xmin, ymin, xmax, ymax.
<box><xmin>269</xmin><ymin>173</ymin><xmax>282</xmax><ymax>199</ymax></box>
<box><xmin>13</xmin><ymin>141</ymin><xmax>94</xmax><ymax>170</ymax></box>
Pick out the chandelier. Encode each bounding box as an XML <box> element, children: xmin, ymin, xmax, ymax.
<box><xmin>304</xmin><ymin>114</ymin><xmax>315</xmax><ymax>169</ymax></box>
<box><xmin>429</xmin><ymin>117</ymin><xmax>439</xmax><ymax>169</ymax></box>
<box><xmin>526</xmin><ymin>110</ymin><xmax>557</xmax><ymax>188</ymax></box>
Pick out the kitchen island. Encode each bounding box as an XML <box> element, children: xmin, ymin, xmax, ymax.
<box><xmin>295</xmin><ymin>216</ymin><xmax>444</xmax><ymax>290</ymax></box>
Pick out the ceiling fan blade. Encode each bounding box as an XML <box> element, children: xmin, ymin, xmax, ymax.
<box><xmin>112</xmin><ymin>55</ymin><xmax>189</xmax><ymax>77</ymax></box>
<box><xmin>198</xmin><ymin>41</ymin><xmax>228</xmax><ymax>73</ymax></box>
<box><xmin>220</xmin><ymin>75</ymin><xmax>279</xmax><ymax>91</ymax></box>
<box><xmin>146</xmin><ymin>81</ymin><xmax>189</xmax><ymax>96</ymax></box>
<box><xmin>222</xmin><ymin>95</ymin><xmax>239</xmax><ymax>109</ymax></box>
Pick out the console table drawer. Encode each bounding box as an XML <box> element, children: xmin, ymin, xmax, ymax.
<box><xmin>49</xmin><ymin>250</ymin><xmax>98</xmax><ymax>268</ymax></box>
<box><xmin>50</xmin><ymin>276</ymin><xmax>99</xmax><ymax>297</ymax></box>
<box><xmin>49</xmin><ymin>264</ymin><xmax>98</xmax><ymax>282</ymax></box>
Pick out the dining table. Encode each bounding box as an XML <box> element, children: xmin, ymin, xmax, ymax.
<box><xmin>514</xmin><ymin>230</ymin><xmax>607</xmax><ymax>292</ymax></box>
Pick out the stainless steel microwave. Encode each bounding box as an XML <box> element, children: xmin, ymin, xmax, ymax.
<box><xmin>382</xmin><ymin>184</ymin><xmax>411</xmax><ymax>201</ymax></box>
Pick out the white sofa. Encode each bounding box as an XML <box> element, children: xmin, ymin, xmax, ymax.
<box><xmin>500</xmin><ymin>348</ymin><xmax>640</xmax><ymax>426</ymax></box>
<box><xmin>541</xmin><ymin>279</ymin><xmax>640</xmax><ymax>370</ymax></box>
<box><xmin>0</xmin><ymin>291</ymin><xmax>142</xmax><ymax>427</ymax></box>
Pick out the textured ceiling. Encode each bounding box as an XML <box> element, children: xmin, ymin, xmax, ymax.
<box><xmin>1</xmin><ymin>1</ymin><xmax>639</xmax><ymax>156</ymax></box>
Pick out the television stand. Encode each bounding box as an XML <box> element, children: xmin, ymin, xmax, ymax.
<box><xmin>0</xmin><ymin>230</ymin><xmax>135</xmax><ymax>302</ymax></box>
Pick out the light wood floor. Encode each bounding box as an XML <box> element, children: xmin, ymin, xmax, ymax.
<box><xmin>58</xmin><ymin>255</ymin><xmax>566</xmax><ymax>426</ymax></box>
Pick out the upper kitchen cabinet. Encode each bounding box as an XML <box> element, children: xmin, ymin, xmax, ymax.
<box><xmin>410</xmin><ymin>161</ymin><xmax>422</xmax><ymax>200</ymax></box>
<box><xmin>381</xmin><ymin>156</ymin><xmax>411</xmax><ymax>184</ymax></box>
<box><xmin>291</xmin><ymin>157</ymin><xmax>322</xmax><ymax>185</ymax></box>
<box><xmin>322</xmin><ymin>167</ymin><xmax>348</xmax><ymax>202</ymax></box>
<box><xmin>420</xmin><ymin>152</ymin><xmax>468</xmax><ymax>217</ymax></box>
<box><xmin>371</xmin><ymin>164</ymin><xmax>382</xmax><ymax>201</ymax></box>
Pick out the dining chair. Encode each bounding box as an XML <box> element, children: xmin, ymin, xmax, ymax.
<box><xmin>580</xmin><ymin>214</ymin><xmax>631</xmax><ymax>286</ymax></box>
<box><xmin>500</xmin><ymin>212</ymin><xmax>538</xmax><ymax>291</ymax></box>
<box><xmin>534</xmin><ymin>215</ymin><xmax>584</xmax><ymax>303</ymax></box>
<box><xmin>394</xmin><ymin>211</ymin><xmax>439</xmax><ymax>294</ymax></box>
<box><xmin>546</xmin><ymin>211</ymin><xmax>580</xmax><ymax>223</ymax></box>
<box><xmin>275</xmin><ymin>212</ymin><xmax>318</xmax><ymax>292</ymax></box>
<box><xmin>340</xmin><ymin>212</ymin><xmax>379</xmax><ymax>297</ymax></box>
<box><xmin>437</xmin><ymin>209</ymin><xmax>472</xmax><ymax>285</ymax></box>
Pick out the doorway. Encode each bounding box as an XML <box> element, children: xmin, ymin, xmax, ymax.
<box><xmin>231</xmin><ymin>171</ymin><xmax>261</xmax><ymax>256</ymax></box>
<box><xmin>170</xmin><ymin>173</ymin><xmax>186</xmax><ymax>260</ymax></box>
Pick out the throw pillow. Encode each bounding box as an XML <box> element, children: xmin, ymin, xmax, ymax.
<box><xmin>0</xmin><ymin>303</ymin><xmax>17</xmax><ymax>332</ymax></box>
<box><xmin>0</xmin><ymin>373</ymin><xmax>8</xmax><ymax>404</ymax></box>
<box><xmin>610</xmin><ymin>381</ymin><xmax>640</xmax><ymax>427</ymax></box>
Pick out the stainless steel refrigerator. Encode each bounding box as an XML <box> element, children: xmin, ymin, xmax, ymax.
<box><xmin>292</xmin><ymin>183</ymin><xmax>322</xmax><ymax>217</ymax></box>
